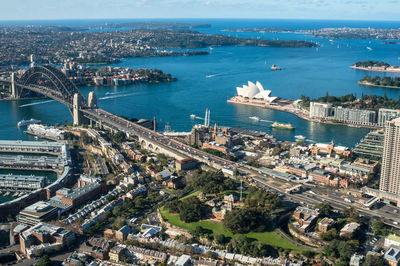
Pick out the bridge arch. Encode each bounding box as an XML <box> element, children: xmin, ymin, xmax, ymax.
<box><xmin>17</xmin><ymin>65</ymin><xmax>86</xmax><ymax>108</ymax></box>
<box><xmin>141</xmin><ymin>140</ymin><xmax>147</xmax><ymax>148</ymax></box>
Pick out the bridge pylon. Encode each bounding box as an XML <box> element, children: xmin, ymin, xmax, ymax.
<box><xmin>10</xmin><ymin>73</ymin><xmax>19</xmax><ymax>99</ymax></box>
<box><xmin>88</xmin><ymin>91</ymin><xmax>97</xmax><ymax>108</ymax></box>
<box><xmin>73</xmin><ymin>93</ymin><xmax>85</xmax><ymax>126</ymax></box>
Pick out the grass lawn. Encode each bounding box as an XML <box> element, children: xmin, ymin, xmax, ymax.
<box><xmin>180</xmin><ymin>190</ymin><xmax>202</xmax><ymax>200</ymax></box>
<box><xmin>160</xmin><ymin>206</ymin><xmax>305</xmax><ymax>251</ymax></box>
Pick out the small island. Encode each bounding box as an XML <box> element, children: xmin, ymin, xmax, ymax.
<box><xmin>351</xmin><ymin>61</ymin><xmax>400</xmax><ymax>73</ymax></box>
<box><xmin>358</xmin><ymin>75</ymin><xmax>400</xmax><ymax>89</ymax></box>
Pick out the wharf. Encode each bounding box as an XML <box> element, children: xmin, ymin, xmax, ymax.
<box><xmin>227</xmin><ymin>96</ymin><xmax>380</xmax><ymax>129</ymax></box>
<box><xmin>227</xmin><ymin>96</ymin><xmax>310</xmax><ymax>120</ymax></box>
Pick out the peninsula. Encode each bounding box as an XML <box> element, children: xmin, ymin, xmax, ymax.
<box><xmin>224</xmin><ymin>27</ymin><xmax>400</xmax><ymax>40</ymax></box>
<box><xmin>351</xmin><ymin>61</ymin><xmax>400</xmax><ymax>73</ymax></box>
<box><xmin>358</xmin><ymin>76</ymin><xmax>400</xmax><ymax>89</ymax></box>
<box><xmin>0</xmin><ymin>25</ymin><xmax>317</xmax><ymax>69</ymax></box>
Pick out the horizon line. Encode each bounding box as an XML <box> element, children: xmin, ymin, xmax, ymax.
<box><xmin>1</xmin><ymin>17</ymin><xmax>400</xmax><ymax>23</ymax></box>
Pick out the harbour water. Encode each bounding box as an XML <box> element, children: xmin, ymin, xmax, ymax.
<box><xmin>1</xmin><ymin>19</ymin><xmax>400</xmax><ymax>147</ymax></box>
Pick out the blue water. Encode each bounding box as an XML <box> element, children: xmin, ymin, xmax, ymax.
<box><xmin>1</xmin><ymin>19</ymin><xmax>400</xmax><ymax>147</ymax></box>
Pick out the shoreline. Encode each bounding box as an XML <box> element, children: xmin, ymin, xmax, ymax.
<box><xmin>351</xmin><ymin>65</ymin><xmax>400</xmax><ymax>73</ymax></box>
<box><xmin>357</xmin><ymin>81</ymin><xmax>400</xmax><ymax>89</ymax></box>
<box><xmin>227</xmin><ymin>96</ymin><xmax>380</xmax><ymax>129</ymax></box>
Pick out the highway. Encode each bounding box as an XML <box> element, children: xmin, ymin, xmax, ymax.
<box><xmin>238</xmin><ymin>165</ymin><xmax>400</xmax><ymax>229</ymax></box>
<box><xmin>84</xmin><ymin>107</ymin><xmax>400</xmax><ymax>229</ymax></box>
<box><xmin>83</xmin><ymin>108</ymin><xmax>234</xmax><ymax>166</ymax></box>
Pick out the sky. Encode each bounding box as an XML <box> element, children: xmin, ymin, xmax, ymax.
<box><xmin>0</xmin><ymin>0</ymin><xmax>399</xmax><ymax>21</ymax></box>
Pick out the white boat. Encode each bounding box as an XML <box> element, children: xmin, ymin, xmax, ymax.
<box><xmin>295</xmin><ymin>135</ymin><xmax>306</xmax><ymax>141</ymax></box>
<box><xmin>17</xmin><ymin>118</ymin><xmax>40</xmax><ymax>127</ymax></box>
<box><xmin>366</xmin><ymin>46</ymin><xmax>373</xmax><ymax>51</ymax></box>
<box><xmin>270</xmin><ymin>64</ymin><xmax>282</xmax><ymax>70</ymax></box>
<box><xmin>249</xmin><ymin>116</ymin><xmax>260</xmax><ymax>121</ymax></box>
<box><xmin>190</xmin><ymin>114</ymin><xmax>196</xmax><ymax>119</ymax></box>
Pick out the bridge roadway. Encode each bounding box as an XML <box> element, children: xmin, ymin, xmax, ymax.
<box><xmin>82</xmin><ymin>108</ymin><xmax>233</xmax><ymax>167</ymax></box>
<box><xmin>83</xmin><ymin>108</ymin><xmax>400</xmax><ymax>229</ymax></box>
<box><xmin>0</xmin><ymin>79</ymin><xmax>72</xmax><ymax>107</ymax></box>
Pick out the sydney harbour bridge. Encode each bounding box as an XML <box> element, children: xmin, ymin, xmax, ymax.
<box><xmin>0</xmin><ymin>65</ymin><xmax>231</xmax><ymax>166</ymax></box>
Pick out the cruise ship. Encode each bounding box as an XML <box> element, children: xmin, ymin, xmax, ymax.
<box><xmin>271</xmin><ymin>122</ymin><xmax>295</xmax><ymax>130</ymax></box>
<box><xmin>17</xmin><ymin>119</ymin><xmax>40</xmax><ymax>127</ymax></box>
<box><xmin>26</xmin><ymin>124</ymin><xmax>65</xmax><ymax>140</ymax></box>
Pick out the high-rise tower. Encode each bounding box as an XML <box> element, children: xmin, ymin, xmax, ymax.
<box><xmin>380</xmin><ymin>117</ymin><xmax>400</xmax><ymax>196</ymax></box>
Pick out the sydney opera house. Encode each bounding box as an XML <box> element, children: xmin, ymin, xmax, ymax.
<box><xmin>236</xmin><ymin>81</ymin><xmax>278</xmax><ymax>103</ymax></box>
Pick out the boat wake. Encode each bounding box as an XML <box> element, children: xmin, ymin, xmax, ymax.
<box><xmin>260</xmin><ymin>119</ymin><xmax>274</xmax><ymax>123</ymax></box>
<box><xmin>19</xmin><ymin>100</ymin><xmax>55</xmax><ymax>108</ymax></box>
<box><xmin>99</xmin><ymin>92</ymin><xmax>137</xmax><ymax>100</ymax></box>
<box><xmin>105</xmin><ymin>91</ymin><xmax>126</xmax><ymax>96</ymax></box>
<box><xmin>206</xmin><ymin>73</ymin><xmax>223</xmax><ymax>79</ymax></box>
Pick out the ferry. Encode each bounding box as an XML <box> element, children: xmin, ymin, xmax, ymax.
<box><xmin>295</xmin><ymin>135</ymin><xmax>306</xmax><ymax>141</ymax></box>
<box><xmin>270</xmin><ymin>64</ymin><xmax>282</xmax><ymax>71</ymax></box>
<box><xmin>249</xmin><ymin>116</ymin><xmax>260</xmax><ymax>121</ymax></box>
<box><xmin>17</xmin><ymin>118</ymin><xmax>40</xmax><ymax>127</ymax></box>
<box><xmin>271</xmin><ymin>122</ymin><xmax>295</xmax><ymax>130</ymax></box>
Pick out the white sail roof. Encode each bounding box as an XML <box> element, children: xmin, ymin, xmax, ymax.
<box><xmin>236</xmin><ymin>81</ymin><xmax>277</xmax><ymax>103</ymax></box>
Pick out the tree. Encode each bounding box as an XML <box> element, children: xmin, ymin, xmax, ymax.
<box><xmin>112</xmin><ymin>131</ymin><xmax>126</xmax><ymax>143</ymax></box>
<box><xmin>363</xmin><ymin>254</ymin><xmax>387</xmax><ymax>266</ymax></box>
<box><xmin>34</xmin><ymin>249</ymin><xmax>43</xmax><ymax>258</ymax></box>
<box><xmin>371</xmin><ymin>220</ymin><xmax>389</xmax><ymax>237</ymax></box>
<box><xmin>323</xmin><ymin>239</ymin><xmax>356</xmax><ymax>263</ymax></box>
<box><xmin>35</xmin><ymin>255</ymin><xmax>53</xmax><ymax>266</ymax></box>
<box><xmin>165</xmin><ymin>199</ymin><xmax>181</xmax><ymax>213</ymax></box>
<box><xmin>320</xmin><ymin>228</ymin><xmax>338</xmax><ymax>241</ymax></box>
<box><xmin>315</xmin><ymin>203</ymin><xmax>333</xmax><ymax>217</ymax></box>
<box><xmin>302</xmin><ymin>250</ymin><xmax>316</xmax><ymax>258</ymax></box>
<box><xmin>215</xmin><ymin>234</ymin><xmax>227</xmax><ymax>245</ymax></box>
<box><xmin>80</xmin><ymin>131</ymin><xmax>93</xmax><ymax>145</ymax></box>
<box><xmin>344</xmin><ymin>207</ymin><xmax>361</xmax><ymax>223</ymax></box>
<box><xmin>223</xmin><ymin>208</ymin><xmax>270</xmax><ymax>233</ymax></box>
<box><xmin>179</xmin><ymin>197</ymin><xmax>206</xmax><ymax>223</ymax></box>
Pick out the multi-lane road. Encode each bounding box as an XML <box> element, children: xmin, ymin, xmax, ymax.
<box><xmin>239</xmin><ymin>165</ymin><xmax>400</xmax><ymax>229</ymax></box>
<box><xmin>85</xmin><ymin>107</ymin><xmax>400</xmax><ymax>229</ymax></box>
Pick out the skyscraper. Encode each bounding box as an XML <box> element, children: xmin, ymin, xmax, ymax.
<box><xmin>380</xmin><ymin>117</ymin><xmax>400</xmax><ymax>195</ymax></box>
